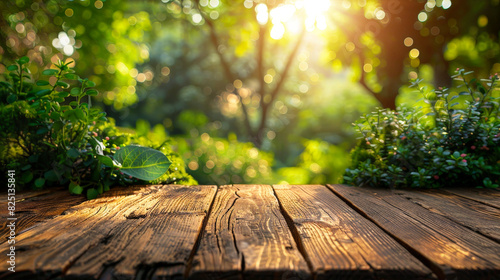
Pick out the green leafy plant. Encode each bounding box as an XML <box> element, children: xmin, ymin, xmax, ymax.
<box><xmin>175</xmin><ymin>133</ymin><xmax>274</xmax><ymax>185</ymax></box>
<box><xmin>0</xmin><ymin>57</ymin><xmax>190</xmax><ymax>198</ymax></box>
<box><xmin>343</xmin><ymin>70</ymin><xmax>500</xmax><ymax>188</ymax></box>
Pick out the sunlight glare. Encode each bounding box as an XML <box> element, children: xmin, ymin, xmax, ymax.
<box><xmin>301</xmin><ymin>0</ymin><xmax>331</xmax><ymax>17</ymax></box>
<box><xmin>270</xmin><ymin>4</ymin><xmax>296</xmax><ymax>23</ymax></box>
<box><xmin>270</xmin><ymin>22</ymin><xmax>286</xmax><ymax>40</ymax></box>
<box><xmin>316</xmin><ymin>15</ymin><xmax>327</xmax><ymax>30</ymax></box>
<box><xmin>266</xmin><ymin>0</ymin><xmax>332</xmax><ymax>39</ymax></box>
<box><xmin>255</xmin><ymin>4</ymin><xmax>268</xmax><ymax>25</ymax></box>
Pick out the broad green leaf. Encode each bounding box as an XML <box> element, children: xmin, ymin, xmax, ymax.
<box><xmin>7</xmin><ymin>95</ymin><xmax>17</xmax><ymax>103</ymax></box>
<box><xmin>64</xmin><ymin>73</ymin><xmax>79</xmax><ymax>80</ymax></box>
<box><xmin>36</xmin><ymin>89</ymin><xmax>52</xmax><ymax>97</ymax></box>
<box><xmin>70</xmin><ymin>88</ymin><xmax>81</xmax><ymax>96</ymax></box>
<box><xmin>58</xmin><ymin>91</ymin><xmax>70</xmax><ymax>98</ymax></box>
<box><xmin>18</xmin><ymin>56</ymin><xmax>29</xmax><ymax>64</ymax></box>
<box><xmin>21</xmin><ymin>171</ymin><xmax>33</xmax><ymax>183</ymax></box>
<box><xmin>34</xmin><ymin>178</ymin><xmax>45</xmax><ymax>189</ymax></box>
<box><xmin>97</xmin><ymin>155</ymin><xmax>122</xmax><ymax>168</ymax></box>
<box><xmin>36</xmin><ymin>80</ymin><xmax>50</xmax><ymax>86</ymax></box>
<box><xmin>42</xmin><ymin>69</ymin><xmax>59</xmax><ymax>76</ymax></box>
<box><xmin>7</xmin><ymin>65</ymin><xmax>18</xmax><ymax>71</ymax></box>
<box><xmin>114</xmin><ymin>145</ymin><xmax>171</xmax><ymax>181</ymax></box>
<box><xmin>44</xmin><ymin>170</ymin><xmax>59</xmax><ymax>182</ymax></box>
<box><xmin>67</xmin><ymin>148</ymin><xmax>80</xmax><ymax>158</ymax></box>
<box><xmin>87</xmin><ymin>188</ymin><xmax>99</xmax><ymax>200</ymax></box>
<box><xmin>69</xmin><ymin>182</ymin><xmax>84</xmax><ymax>195</ymax></box>
<box><xmin>56</xmin><ymin>81</ymin><xmax>70</xmax><ymax>88</ymax></box>
<box><xmin>87</xmin><ymin>80</ymin><xmax>96</xmax><ymax>87</ymax></box>
<box><xmin>86</xmin><ymin>89</ymin><xmax>98</xmax><ymax>96</ymax></box>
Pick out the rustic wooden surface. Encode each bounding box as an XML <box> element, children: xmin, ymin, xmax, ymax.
<box><xmin>2</xmin><ymin>184</ymin><xmax>500</xmax><ymax>280</ymax></box>
<box><xmin>0</xmin><ymin>188</ymin><xmax>86</xmax><ymax>241</ymax></box>
<box><xmin>273</xmin><ymin>185</ymin><xmax>433</xmax><ymax>280</ymax></box>
<box><xmin>328</xmin><ymin>184</ymin><xmax>500</xmax><ymax>280</ymax></box>
<box><xmin>190</xmin><ymin>185</ymin><xmax>310</xmax><ymax>280</ymax></box>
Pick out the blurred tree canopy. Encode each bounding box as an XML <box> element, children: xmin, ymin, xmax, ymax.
<box><xmin>1</xmin><ymin>0</ymin><xmax>499</xmax><ymax>184</ymax></box>
<box><xmin>326</xmin><ymin>0</ymin><xmax>500</xmax><ymax>109</ymax></box>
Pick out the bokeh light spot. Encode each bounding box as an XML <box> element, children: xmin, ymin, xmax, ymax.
<box><xmin>264</xmin><ymin>74</ymin><xmax>273</xmax><ymax>84</ymax></box>
<box><xmin>418</xmin><ymin>12</ymin><xmax>427</xmax><ymax>22</ymax></box>
<box><xmin>409</xmin><ymin>48</ymin><xmax>420</xmax><ymax>59</ymax></box>
<box><xmin>478</xmin><ymin>15</ymin><xmax>488</xmax><ymax>27</ymax></box>
<box><xmin>404</xmin><ymin>37</ymin><xmax>414</xmax><ymax>47</ymax></box>
<box><xmin>65</xmin><ymin>8</ymin><xmax>74</xmax><ymax>17</ymax></box>
<box><xmin>95</xmin><ymin>0</ymin><xmax>104</xmax><ymax>9</ymax></box>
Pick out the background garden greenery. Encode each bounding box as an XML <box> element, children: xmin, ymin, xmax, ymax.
<box><xmin>1</xmin><ymin>0</ymin><xmax>499</xmax><ymax>190</ymax></box>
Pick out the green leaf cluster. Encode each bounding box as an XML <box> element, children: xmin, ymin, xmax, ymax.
<box><xmin>344</xmin><ymin>70</ymin><xmax>500</xmax><ymax>189</ymax></box>
<box><xmin>174</xmin><ymin>133</ymin><xmax>274</xmax><ymax>185</ymax></box>
<box><xmin>0</xmin><ymin>57</ymin><xmax>194</xmax><ymax>199</ymax></box>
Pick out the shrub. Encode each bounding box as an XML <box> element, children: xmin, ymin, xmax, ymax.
<box><xmin>0</xmin><ymin>57</ymin><xmax>194</xmax><ymax>198</ymax></box>
<box><xmin>343</xmin><ymin>70</ymin><xmax>500</xmax><ymax>188</ymax></box>
<box><xmin>276</xmin><ymin>139</ymin><xmax>351</xmax><ymax>184</ymax></box>
<box><xmin>175</xmin><ymin>133</ymin><xmax>274</xmax><ymax>185</ymax></box>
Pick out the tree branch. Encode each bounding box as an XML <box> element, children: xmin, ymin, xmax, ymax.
<box><xmin>256</xmin><ymin>23</ymin><xmax>268</xmax><ymax>100</ymax></box>
<box><xmin>193</xmin><ymin>0</ymin><xmax>254</xmax><ymax>138</ymax></box>
<box><xmin>255</xmin><ymin>27</ymin><xmax>306</xmax><ymax>144</ymax></box>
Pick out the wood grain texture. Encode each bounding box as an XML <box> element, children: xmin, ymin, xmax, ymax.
<box><xmin>393</xmin><ymin>189</ymin><xmax>500</xmax><ymax>243</ymax></box>
<box><xmin>0</xmin><ymin>185</ymin><xmax>216</xmax><ymax>280</ymax></box>
<box><xmin>0</xmin><ymin>185</ymin><xmax>161</xmax><ymax>279</ymax></box>
<box><xmin>68</xmin><ymin>185</ymin><xmax>217</xmax><ymax>280</ymax></box>
<box><xmin>442</xmin><ymin>188</ymin><xmax>500</xmax><ymax>209</ymax></box>
<box><xmin>273</xmin><ymin>185</ymin><xmax>435</xmax><ymax>280</ymax></box>
<box><xmin>0</xmin><ymin>188</ymin><xmax>86</xmax><ymax>242</ymax></box>
<box><xmin>189</xmin><ymin>185</ymin><xmax>310</xmax><ymax>280</ymax></box>
<box><xmin>328</xmin><ymin>184</ymin><xmax>500</xmax><ymax>280</ymax></box>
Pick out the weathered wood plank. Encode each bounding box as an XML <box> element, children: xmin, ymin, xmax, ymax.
<box><xmin>273</xmin><ymin>185</ymin><xmax>435</xmax><ymax>280</ymax></box>
<box><xmin>0</xmin><ymin>188</ymin><xmax>86</xmax><ymax>242</ymax></box>
<box><xmin>328</xmin><ymin>184</ymin><xmax>500</xmax><ymax>280</ymax></box>
<box><xmin>442</xmin><ymin>188</ymin><xmax>500</xmax><ymax>209</ymax></box>
<box><xmin>0</xmin><ymin>185</ymin><xmax>216</xmax><ymax>280</ymax></box>
<box><xmin>0</xmin><ymin>188</ymin><xmax>52</xmax><ymax>202</ymax></box>
<box><xmin>393</xmin><ymin>189</ymin><xmax>500</xmax><ymax>243</ymax></box>
<box><xmin>67</xmin><ymin>185</ymin><xmax>216</xmax><ymax>280</ymax></box>
<box><xmin>189</xmin><ymin>185</ymin><xmax>311</xmax><ymax>280</ymax></box>
<box><xmin>0</xmin><ymin>185</ymin><xmax>160</xmax><ymax>279</ymax></box>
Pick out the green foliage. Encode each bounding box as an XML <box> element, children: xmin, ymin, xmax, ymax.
<box><xmin>344</xmin><ymin>70</ymin><xmax>500</xmax><ymax>188</ymax></box>
<box><xmin>175</xmin><ymin>133</ymin><xmax>274</xmax><ymax>185</ymax></box>
<box><xmin>0</xmin><ymin>57</ymin><xmax>193</xmax><ymax>198</ymax></box>
<box><xmin>114</xmin><ymin>145</ymin><xmax>171</xmax><ymax>181</ymax></box>
<box><xmin>276</xmin><ymin>139</ymin><xmax>351</xmax><ymax>184</ymax></box>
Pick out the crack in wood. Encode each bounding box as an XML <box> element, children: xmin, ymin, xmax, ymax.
<box><xmin>326</xmin><ymin>185</ymin><xmax>450</xmax><ymax>280</ymax></box>
<box><xmin>272</xmin><ymin>186</ymin><xmax>315</xmax><ymax>279</ymax></box>
<box><xmin>184</xmin><ymin>186</ymin><xmax>219</xmax><ymax>279</ymax></box>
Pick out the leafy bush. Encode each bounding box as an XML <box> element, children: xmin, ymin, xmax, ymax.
<box><xmin>344</xmin><ymin>70</ymin><xmax>500</xmax><ymax>188</ymax></box>
<box><xmin>175</xmin><ymin>133</ymin><xmax>274</xmax><ymax>185</ymax></box>
<box><xmin>0</xmin><ymin>57</ymin><xmax>194</xmax><ymax>198</ymax></box>
<box><xmin>276</xmin><ymin>139</ymin><xmax>350</xmax><ymax>184</ymax></box>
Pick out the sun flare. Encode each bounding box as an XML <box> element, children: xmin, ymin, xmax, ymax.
<box><xmin>256</xmin><ymin>0</ymin><xmax>332</xmax><ymax>40</ymax></box>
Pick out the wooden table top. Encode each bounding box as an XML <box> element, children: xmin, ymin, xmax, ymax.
<box><xmin>1</xmin><ymin>185</ymin><xmax>500</xmax><ymax>280</ymax></box>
